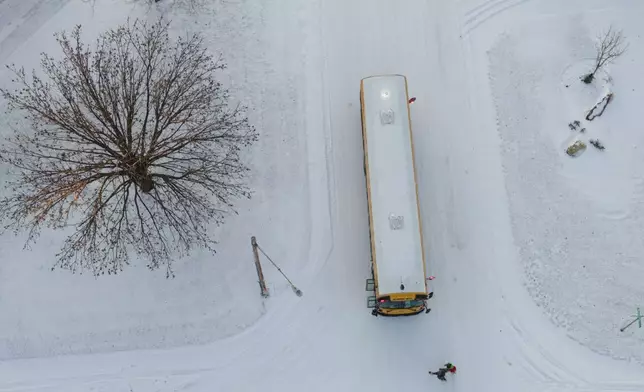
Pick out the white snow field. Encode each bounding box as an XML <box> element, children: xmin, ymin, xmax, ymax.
<box><xmin>0</xmin><ymin>0</ymin><xmax>316</xmax><ymax>360</ymax></box>
<box><xmin>1</xmin><ymin>0</ymin><xmax>644</xmax><ymax>391</ymax></box>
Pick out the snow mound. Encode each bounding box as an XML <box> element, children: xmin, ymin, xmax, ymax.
<box><xmin>489</xmin><ymin>13</ymin><xmax>644</xmax><ymax>364</ymax></box>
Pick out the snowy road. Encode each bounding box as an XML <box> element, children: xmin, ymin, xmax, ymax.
<box><xmin>0</xmin><ymin>0</ymin><xmax>70</xmax><ymax>61</ymax></box>
<box><xmin>1</xmin><ymin>0</ymin><xmax>644</xmax><ymax>391</ymax></box>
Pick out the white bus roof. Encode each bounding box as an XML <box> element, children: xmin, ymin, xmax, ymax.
<box><xmin>361</xmin><ymin>74</ymin><xmax>426</xmax><ymax>297</ymax></box>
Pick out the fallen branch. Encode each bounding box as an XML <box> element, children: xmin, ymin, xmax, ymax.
<box><xmin>586</xmin><ymin>93</ymin><xmax>614</xmax><ymax>121</ymax></box>
<box><xmin>589</xmin><ymin>139</ymin><xmax>606</xmax><ymax>150</ymax></box>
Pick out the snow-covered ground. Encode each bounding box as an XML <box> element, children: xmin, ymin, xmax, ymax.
<box><xmin>0</xmin><ymin>0</ymin><xmax>317</xmax><ymax>360</ymax></box>
<box><xmin>1</xmin><ymin>0</ymin><xmax>644</xmax><ymax>391</ymax></box>
<box><xmin>489</xmin><ymin>3</ymin><xmax>644</xmax><ymax>364</ymax></box>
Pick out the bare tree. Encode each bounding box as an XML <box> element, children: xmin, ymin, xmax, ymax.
<box><xmin>583</xmin><ymin>26</ymin><xmax>628</xmax><ymax>84</ymax></box>
<box><xmin>0</xmin><ymin>19</ymin><xmax>257</xmax><ymax>277</ymax></box>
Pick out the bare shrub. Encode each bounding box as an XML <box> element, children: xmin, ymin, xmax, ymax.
<box><xmin>582</xmin><ymin>26</ymin><xmax>628</xmax><ymax>84</ymax></box>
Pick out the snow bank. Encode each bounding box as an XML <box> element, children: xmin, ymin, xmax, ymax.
<box><xmin>490</xmin><ymin>10</ymin><xmax>644</xmax><ymax>363</ymax></box>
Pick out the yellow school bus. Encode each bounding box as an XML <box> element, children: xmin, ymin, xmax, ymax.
<box><xmin>360</xmin><ymin>74</ymin><xmax>432</xmax><ymax>317</ymax></box>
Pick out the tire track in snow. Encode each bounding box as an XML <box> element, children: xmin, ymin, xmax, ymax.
<box><xmin>506</xmin><ymin>317</ymin><xmax>585</xmax><ymax>386</ymax></box>
<box><xmin>502</xmin><ymin>290</ymin><xmax>644</xmax><ymax>391</ymax></box>
<box><xmin>511</xmin><ymin>321</ymin><xmax>644</xmax><ymax>392</ymax></box>
<box><xmin>0</xmin><ymin>0</ymin><xmax>70</xmax><ymax>63</ymax></box>
<box><xmin>314</xmin><ymin>0</ymin><xmax>337</xmax><ymax>274</ymax></box>
<box><xmin>460</xmin><ymin>0</ymin><xmax>534</xmax><ymax>36</ymax></box>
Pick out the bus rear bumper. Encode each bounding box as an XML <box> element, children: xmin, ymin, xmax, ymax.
<box><xmin>372</xmin><ymin>306</ymin><xmax>427</xmax><ymax>317</ymax></box>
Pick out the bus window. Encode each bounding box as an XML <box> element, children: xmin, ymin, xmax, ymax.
<box><xmin>378</xmin><ymin>299</ymin><xmax>424</xmax><ymax>309</ymax></box>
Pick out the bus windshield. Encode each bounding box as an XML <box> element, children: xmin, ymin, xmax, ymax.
<box><xmin>378</xmin><ymin>299</ymin><xmax>424</xmax><ymax>309</ymax></box>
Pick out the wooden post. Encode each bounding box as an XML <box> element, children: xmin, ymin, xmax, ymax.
<box><xmin>251</xmin><ymin>236</ymin><xmax>269</xmax><ymax>297</ymax></box>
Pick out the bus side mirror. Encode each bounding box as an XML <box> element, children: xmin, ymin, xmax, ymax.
<box><xmin>427</xmin><ymin>292</ymin><xmax>433</xmax><ymax>299</ymax></box>
<box><xmin>425</xmin><ymin>307</ymin><xmax>431</xmax><ymax>314</ymax></box>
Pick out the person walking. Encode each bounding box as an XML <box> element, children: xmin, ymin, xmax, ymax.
<box><xmin>429</xmin><ymin>367</ymin><xmax>448</xmax><ymax>381</ymax></box>
<box><xmin>429</xmin><ymin>363</ymin><xmax>456</xmax><ymax>382</ymax></box>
